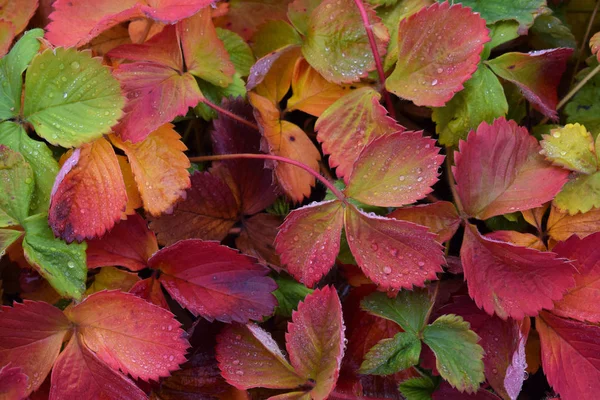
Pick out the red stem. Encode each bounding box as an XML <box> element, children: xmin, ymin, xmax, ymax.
<box><xmin>352</xmin><ymin>0</ymin><xmax>396</xmax><ymax>119</ymax></box>
<box><xmin>188</xmin><ymin>153</ymin><xmax>347</xmax><ymax>203</ymax></box>
<box><xmin>200</xmin><ymin>98</ymin><xmax>260</xmax><ymax>131</ymax></box>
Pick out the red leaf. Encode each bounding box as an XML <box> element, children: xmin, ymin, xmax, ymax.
<box><xmin>433</xmin><ymin>382</ymin><xmax>502</xmax><ymax>400</ymax></box>
<box><xmin>344</xmin><ymin>205</ymin><xmax>445</xmax><ymax>290</ymax></box>
<box><xmin>0</xmin><ymin>0</ymin><xmax>37</xmax><ymax>57</ymax></box>
<box><xmin>149</xmin><ymin>170</ymin><xmax>240</xmax><ymax>246</ymax></box>
<box><xmin>485</xmin><ymin>230</ymin><xmax>546</xmax><ymax>251</ymax></box>
<box><xmin>537</xmin><ymin>311</ymin><xmax>600</xmax><ymax>400</ymax></box>
<box><xmin>216</xmin><ymin>323</ymin><xmax>306</xmax><ymax>390</ymax></box>
<box><xmin>237</xmin><ymin>213</ymin><xmax>282</xmax><ymax>269</ymax></box>
<box><xmin>460</xmin><ymin>223</ymin><xmax>576</xmax><ymax>319</ymax></box>
<box><xmin>49</xmin><ymin>138</ymin><xmax>127</xmax><ymax>243</ymax></box>
<box><xmin>0</xmin><ymin>301</ymin><xmax>70</xmax><ymax>395</ymax></box>
<box><xmin>49</xmin><ymin>335</ymin><xmax>147</xmax><ymax>400</ymax></box>
<box><xmin>453</xmin><ymin>118</ymin><xmax>569</xmax><ymax>219</ymax></box>
<box><xmin>65</xmin><ymin>291</ymin><xmax>189</xmax><ymax>381</ymax></box>
<box><xmin>386</xmin><ymin>2</ymin><xmax>489</xmax><ymax>107</ymax></box>
<box><xmin>315</xmin><ymin>87</ymin><xmax>404</xmax><ymax>182</ymax></box>
<box><xmin>46</xmin><ymin>0</ymin><xmax>212</xmax><ymax>47</ymax></box>
<box><xmin>388</xmin><ymin>201</ymin><xmax>461</xmax><ymax>243</ymax></box>
<box><xmin>486</xmin><ymin>48</ymin><xmax>573</xmax><ymax>120</ymax></box>
<box><xmin>0</xmin><ymin>365</ymin><xmax>28</xmax><ymax>400</ymax></box>
<box><xmin>129</xmin><ymin>277</ymin><xmax>169</xmax><ymax>309</ymax></box>
<box><xmin>214</xmin><ymin>0</ymin><xmax>291</xmax><ymax>40</ymax></box>
<box><xmin>551</xmin><ymin>232</ymin><xmax>600</xmax><ymax>323</ymax></box>
<box><xmin>275</xmin><ymin>200</ymin><xmax>345</xmax><ymax>287</ymax></box>
<box><xmin>148</xmin><ymin>240</ymin><xmax>277</xmax><ymax>323</ymax></box>
<box><xmin>345</xmin><ymin>131</ymin><xmax>444</xmax><ymax>207</ymax></box>
<box><xmin>86</xmin><ymin>213</ymin><xmax>158</xmax><ymax>271</ymax></box>
<box><xmin>109</xmin><ymin>26</ymin><xmax>203</xmax><ymax>143</ymax></box>
<box><xmin>286</xmin><ymin>286</ymin><xmax>345</xmax><ymax>399</ymax></box>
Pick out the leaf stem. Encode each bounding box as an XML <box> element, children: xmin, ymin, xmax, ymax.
<box><xmin>188</xmin><ymin>153</ymin><xmax>347</xmax><ymax>203</ymax></box>
<box><xmin>200</xmin><ymin>98</ymin><xmax>260</xmax><ymax>131</ymax></box>
<box><xmin>445</xmin><ymin>148</ymin><xmax>465</xmax><ymax>217</ymax></box>
<box><xmin>352</xmin><ymin>0</ymin><xmax>396</xmax><ymax>119</ymax></box>
<box><xmin>570</xmin><ymin>0</ymin><xmax>600</xmax><ymax>87</ymax></box>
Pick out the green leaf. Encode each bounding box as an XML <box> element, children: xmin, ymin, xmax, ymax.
<box><xmin>287</xmin><ymin>0</ymin><xmax>321</xmax><ymax>36</ymax></box>
<box><xmin>273</xmin><ymin>274</ymin><xmax>314</xmax><ymax>318</ymax></box>
<box><xmin>23</xmin><ymin>47</ymin><xmax>125</xmax><ymax>148</ymax></box>
<box><xmin>481</xmin><ymin>21</ymin><xmax>520</xmax><ymax>60</ymax></box>
<box><xmin>194</xmin><ymin>73</ymin><xmax>246</xmax><ymax>121</ymax></box>
<box><xmin>22</xmin><ymin>213</ymin><xmax>87</xmax><ymax>300</ymax></box>
<box><xmin>399</xmin><ymin>376</ymin><xmax>438</xmax><ymax>400</ymax></box>
<box><xmin>446</xmin><ymin>0</ymin><xmax>546</xmax><ymax>28</ymax></box>
<box><xmin>433</xmin><ymin>65</ymin><xmax>508</xmax><ymax>146</ymax></box>
<box><xmin>217</xmin><ymin>28</ymin><xmax>255</xmax><ymax>77</ymax></box>
<box><xmin>0</xmin><ymin>145</ymin><xmax>34</xmax><ymax>224</ymax></box>
<box><xmin>0</xmin><ymin>228</ymin><xmax>23</xmax><ymax>255</ymax></box>
<box><xmin>422</xmin><ymin>314</ymin><xmax>484</xmax><ymax>393</ymax></box>
<box><xmin>0</xmin><ymin>29</ymin><xmax>43</xmax><ymax>120</ymax></box>
<box><xmin>0</xmin><ymin>121</ymin><xmax>59</xmax><ymax>214</ymax></box>
<box><xmin>540</xmin><ymin>123</ymin><xmax>598</xmax><ymax>174</ymax></box>
<box><xmin>361</xmin><ymin>289</ymin><xmax>433</xmax><ymax>334</ymax></box>
<box><xmin>565</xmin><ymin>64</ymin><xmax>600</xmax><ymax>137</ymax></box>
<box><xmin>251</xmin><ymin>20</ymin><xmax>302</xmax><ymax>59</ymax></box>
<box><xmin>554</xmin><ymin>172</ymin><xmax>600</xmax><ymax>215</ymax></box>
<box><xmin>530</xmin><ymin>14</ymin><xmax>576</xmax><ymax>50</ymax></box>
<box><xmin>359</xmin><ymin>331</ymin><xmax>421</xmax><ymax>375</ymax></box>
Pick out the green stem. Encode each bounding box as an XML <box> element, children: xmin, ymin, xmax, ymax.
<box><xmin>189</xmin><ymin>153</ymin><xmax>347</xmax><ymax>203</ymax></box>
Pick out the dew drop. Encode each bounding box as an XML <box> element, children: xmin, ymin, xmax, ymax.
<box><xmin>233</xmin><ymin>359</ymin><xmax>240</xmax><ymax>365</ymax></box>
<box><xmin>293</xmin><ymin>235</ymin><xmax>299</xmax><ymax>242</ymax></box>
<box><xmin>235</xmin><ymin>370</ymin><xmax>244</xmax><ymax>376</ymax></box>
<box><xmin>437</xmin><ymin>67</ymin><xmax>443</xmax><ymax>73</ymax></box>
<box><xmin>383</xmin><ymin>266</ymin><xmax>392</xmax><ymax>274</ymax></box>
<box><xmin>71</xmin><ymin>61</ymin><xmax>80</xmax><ymax>70</ymax></box>
<box><xmin>552</xmin><ymin>131</ymin><xmax>561</xmax><ymax>138</ymax></box>
<box><xmin>431</xmin><ymin>79</ymin><xmax>438</xmax><ymax>86</ymax></box>
<box><xmin>418</xmin><ymin>261</ymin><xmax>425</xmax><ymax>267</ymax></box>
<box><xmin>371</xmin><ymin>242</ymin><xmax>378</xmax><ymax>251</ymax></box>
<box><xmin>67</xmin><ymin>261</ymin><xmax>75</xmax><ymax>269</ymax></box>
<box><xmin>398</xmin><ymin>175</ymin><xmax>405</xmax><ymax>181</ymax></box>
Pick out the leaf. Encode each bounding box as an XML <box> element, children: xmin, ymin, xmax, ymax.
<box><xmin>217</xmin><ymin>323</ymin><xmax>306</xmax><ymax>390</ymax></box>
<box><xmin>486</xmin><ymin>230</ymin><xmax>546</xmax><ymax>251</ymax></box>
<box><xmin>399</xmin><ymin>376</ymin><xmax>438</xmax><ymax>400</ymax></box>
<box><xmin>251</xmin><ymin>20</ymin><xmax>302</xmax><ymax>59</ymax></box>
<box><xmin>422</xmin><ymin>314</ymin><xmax>485</xmax><ymax>394</ymax></box>
<box><xmin>110</xmin><ymin>124</ymin><xmax>191</xmax><ymax>217</ymax></box>
<box><xmin>65</xmin><ymin>290</ymin><xmax>189</xmax><ymax>381</ymax></box>
<box><xmin>275</xmin><ymin>200</ymin><xmax>345</xmax><ymax>287</ymax></box>
<box><xmin>109</xmin><ymin>26</ymin><xmax>203</xmax><ymax>143</ymax></box>
<box><xmin>287</xmin><ymin>58</ymin><xmax>354</xmax><ymax>117</ymax></box>
<box><xmin>273</xmin><ymin>274</ymin><xmax>314</xmax><ymax>318</ymax></box>
<box><xmin>0</xmin><ymin>0</ymin><xmax>38</xmax><ymax>42</ymax></box>
<box><xmin>130</xmin><ymin>277</ymin><xmax>169</xmax><ymax>310</ymax></box>
<box><xmin>361</xmin><ymin>289</ymin><xmax>433</xmax><ymax>334</ymax></box>
<box><xmin>149</xmin><ymin>239</ymin><xmax>277</xmax><ymax>323</ymax></box>
<box><xmin>287</xmin><ymin>0</ymin><xmax>321</xmax><ymax>35</ymax></box>
<box><xmin>0</xmin><ymin>301</ymin><xmax>70</xmax><ymax>396</ymax></box>
<box><xmin>286</xmin><ymin>286</ymin><xmax>345</xmax><ymax>399</ymax></box>
<box><xmin>302</xmin><ymin>0</ymin><xmax>388</xmax><ymax>84</ymax></box>
<box><xmin>540</xmin><ymin>123</ymin><xmax>598</xmax><ymax>174</ymax></box>
<box><xmin>0</xmin><ymin>145</ymin><xmax>33</xmax><ymax>224</ymax></box>
<box><xmin>482</xmin><ymin>21</ymin><xmax>520</xmax><ymax>60</ymax></box>
<box><xmin>460</xmin><ymin>223</ymin><xmax>576</xmax><ymax>319</ymax></box>
<box><xmin>217</xmin><ymin>28</ymin><xmax>255</xmax><ymax>77</ymax></box>
<box><xmin>46</xmin><ymin>0</ymin><xmax>212</xmax><ymax>47</ymax></box>
<box><xmin>0</xmin><ymin>29</ymin><xmax>43</xmax><ymax>120</ymax></box>
<box><xmin>23</xmin><ymin>47</ymin><xmax>124</xmax><ymax>148</ymax></box>
<box><xmin>359</xmin><ymin>331</ymin><xmax>421</xmax><ymax>375</ymax></box>
<box><xmin>249</xmin><ymin>92</ymin><xmax>321</xmax><ymax>202</ymax></box>
<box><xmin>49</xmin><ymin>138</ymin><xmax>127</xmax><ymax>242</ymax></box>
<box><xmin>432</xmin><ymin>382</ymin><xmax>502</xmax><ymax>399</ymax></box>
<box><xmin>86</xmin><ymin>267</ymin><xmax>140</xmax><ymax>295</ymax></box>
<box><xmin>453</xmin><ymin>117</ymin><xmax>569</xmax><ymax>219</ymax></box>
<box><xmin>536</xmin><ymin>311</ymin><xmax>600</xmax><ymax>400</ymax></box>
<box><xmin>551</xmin><ymin>233</ymin><xmax>600</xmax><ymax>323</ymax></box>
<box><xmin>49</xmin><ymin>335</ymin><xmax>148</xmax><ymax>400</ymax></box>
<box><xmin>86</xmin><ymin>213</ymin><xmax>158</xmax><ymax>271</ymax></box>
<box><xmin>345</xmin><ymin>131</ymin><xmax>443</xmax><ymax>207</ymax></box>
<box><xmin>315</xmin><ymin>87</ymin><xmax>403</xmax><ymax>182</ymax></box>
<box><xmin>179</xmin><ymin>8</ymin><xmax>235</xmax><ymax>87</ymax></box>
<box><xmin>547</xmin><ymin>205</ymin><xmax>600</xmax><ymax>242</ymax></box>
<box><xmin>247</xmin><ymin>45</ymin><xmax>302</xmax><ymax>104</ymax></box>
<box><xmin>452</xmin><ymin>0</ymin><xmax>546</xmax><ymax>28</ymax></box>
<box><xmin>0</xmin><ymin>364</ymin><xmax>28</xmax><ymax>400</ymax></box>
<box><xmin>117</xmin><ymin>155</ymin><xmax>142</xmax><ymax>217</ymax></box>
<box><xmin>0</xmin><ymin>229</ymin><xmax>22</xmax><ymax>254</ymax></box>
<box><xmin>237</xmin><ymin>213</ymin><xmax>282</xmax><ymax>269</ymax></box>
<box><xmin>388</xmin><ymin>201</ymin><xmax>461</xmax><ymax>243</ymax></box>
<box><xmin>486</xmin><ymin>49</ymin><xmax>572</xmax><ymax>120</ymax></box>
<box><xmin>432</xmin><ymin>65</ymin><xmax>508</xmax><ymax>146</ymax></box>
<box><xmin>386</xmin><ymin>2</ymin><xmax>489</xmax><ymax>107</ymax></box>
<box><xmin>553</xmin><ymin>172</ymin><xmax>600</xmax><ymax>214</ymax></box>
<box><xmin>0</xmin><ymin>122</ymin><xmax>59</xmax><ymax>215</ymax></box>
<box><xmin>344</xmin><ymin>205</ymin><xmax>445</xmax><ymax>290</ymax></box>
<box><xmin>214</xmin><ymin>0</ymin><xmax>291</xmax><ymax>40</ymax></box>
<box><xmin>530</xmin><ymin>15</ymin><xmax>576</xmax><ymax>51</ymax></box>
<box><xmin>22</xmin><ymin>213</ymin><xmax>87</xmax><ymax>300</ymax></box>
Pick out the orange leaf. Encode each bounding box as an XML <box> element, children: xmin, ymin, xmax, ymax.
<box><xmin>49</xmin><ymin>137</ymin><xmax>127</xmax><ymax>243</ymax></box>
<box><xmin>110</xmin><ymin>124</ymin><xmax>191</xmax><ymax>217</ymax></box>
<box><xmin>248</xmin><ymin>45</ymin><xmax>302</xmax><ymax>104</ymax></box>
<box><xmin>388</xmin><ymin>201</ymin><xmax>461</xmax><ymax>243</ymax></box>
<box><xmin>485</xmin><ymin>231</ymin><xmax>546</xmax><ymax>251</ymax></box>
<box><xmin>547</xmin><ymin>205</ymin><xmax>600</xmax><ymax>242</ymax></box>
<box><xmin>117</xmin><ymin>155</ymin><xmax>142</xmax><ymax>217</ymax></box>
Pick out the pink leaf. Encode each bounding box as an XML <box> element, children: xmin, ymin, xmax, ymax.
<box><xmin>0</xmin><ymin>364</ymin><xmax>28</xmax><ymax>400</ymax></box>
<box><xmin>387</xmin><ymin>201</ymin><xmax>461</xmax><ymax>243</ymax></box>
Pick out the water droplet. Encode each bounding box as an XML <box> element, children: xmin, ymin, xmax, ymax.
<box><xmin>25</xmin><ymin>177</ymin><xmax>32</xmax><ymax>184</ymax></box>
<box><xmin>168</xmin><ymin>355</ymin><xmax>174</xmax><ymax>361</ymax></box>
<box><xmin>293</xmin><ymin>235</ymin><xmax>299</xmax><ymax>242</ymax></box>
<box><xmin>437</xmin><ymin>67</ymin><xmax>443</xmax><ymax>73</ymax></box>
<box><xmin>398</xmin><ymin>175</ymin><xmax>405</xmax><ymax>181</ymax></box>
<box><xmin>63</xmin><ymin>92</ymin><xmax>68</xmax><ymax>99</ymax></box>
<box><xmin>418</xmin><ymin>261</ymin><xmax>425</xmax><ymax>267</ymax></box>
<box><xmin>67</xmin><ymin>261</ymin><xmax>75</xmax><ymax>269</ymax></box>
<box><xmin>71</xmin><ymin>61</ymin><xmax>80</xmax><ymax>70</ymax></box>
<box><xmin>233</xmin><ymin>359</ymin><xmax>240</xmax><ymax>365</ymax></box>
<box><xmin>383</xmin><ymin>266</ymin><xmax>392</xmax><ymax>274</ymax></box>
<box><xmin>431</xmin><ymin>79</ymin><xmax>438</xmax><ymax>86</ymax></box>
<box><xmin>552</xmin><ymin>131</ymin><xmax>561</xmax><ymax>138</ymax></box>
<box><xmin>371</xmin><ymin>243</ymin><xmax>378</xmax><ymax>251</ymax></box>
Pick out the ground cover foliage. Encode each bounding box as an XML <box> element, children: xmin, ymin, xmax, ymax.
<box><xmin>1</xmin><ymin>0</ymin><xmax>600</xmax><ymax>399</ymax></box>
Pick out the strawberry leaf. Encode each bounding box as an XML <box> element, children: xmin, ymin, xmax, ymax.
<box><xmin>65</xmin><ymin>290</ymin><xmax>189</xmax><ymax>381</ymax></box>
<box><xmin>400</xmin><ymin>376</ymin><xmax>438</xmax><ymax>400</ymax></box>
<box><xmin>454</xmin><ymin>0</ymin><xmax>545</xmax><ymax>28</ymax></box>
<box><xmin>275</xmin><ymin>200</ymin><xmax>345</xmax><ymax>287</ymax></box>
<box><xmin>460</xmin><ymin>223</ymin><xmax>576</xmax><ymax>319</ymax></box>
<box><xmin>359</xmin><ymin>331</ymin><xmax>421</xmax><ymax>375</ymax></box>
<box><xmin>302</xmin><ymin>0</ymin><xmax>388</xmax><ymax>84</ymax></box>
<box><xmin>23</xmin><ymin>48</ymin><xmax>125</xmax><ymax>148</ymax></box>
<box><xmin>345</xmin><ymin>131</ymin><xmax>443</xmax><ymax>207</ymax></box>
<box><xmin>547</xmin><ymin>205</ymin><xmax>600</xmax><ymax>242</ymax></box>
<box><xmin>273</xmin><ymin>274</ymin><xmax>314</xmax><ymax>318</ymax></box>
<box><xmin>0</xmin><ymin>229</ymin><xmax>22</xmax><ymax>255</ymax></box>
<box><xmin>554</xmin><ymin>172</ymin><xmax>600</xmax><ymax>214</ymax></box>
<box><xmin>251</xmin><ymin>20</ymin><xmax>302</xmax><ymax>59</ymax></box>
<box><xmin>0</xmin><ymin>145</ymin><xmax>33</xmax><ymax>224</ymax></box>
<box><xmin>148</xmin><ymin>239</ymin><xmax>277</xmax><ymax>323</ymax></box>
<box><xmin>344</xmin><ymin>205</ymin><xmax>445</xmax><ymax>290</ymax></box>
<box><xmin>248</xmin><ymin>45</ymin><xmax>302</xmax><ymax>104</ymax></box>
<box><xmin>0</xmin><ymin>364</ymin><xmax>28</xmax><ymax>400</ymax></box>
<box><xmin>315</xmin><ymin>87</ymin><xmax>404</xmax><ymax>182</ymax></box>
<box><xmin>214</xmin><ymin>0</ymin><xmax>290</xmax><ymax>40</ymax></box>
<box><xmin>0</xmin><ymin>300</ymin><xmax>70</xmax><ymax>395</ymax></box>
<box><xmin>237</xmin><ymin>213</ymin><xmax>282</xmax><ymax>269</ymax></box>
<box><xmin>387</xmin><ymin>201</ymin><xmax>461</xmax><ymax>243</ymax></box>
<box><xmin>386</xmin><ymin>2</ymin><xmax>489</xmax><ymax>107</ymax></box>
<box><xmin>361</xmin><ymin>289</ymin><xmax>433</xmax><ymax>334</ymax></box>
<box><xmin>0</xmin><ymin>0</ymin><xmax>37</xmax><ymax>54</ymax></box>
<box><xmin>422</xmin><ymin>314</ymin><xmax>485</xmax><ymax>394</ymax></box>
<box><xmin>49</xmin><ymin>138</ymin><xmax>127</xmax><ymax>243</ymax></box>
<box><xmin>486</xmin><ymin>49</ymin><xmax>573</xmax><ymax>120</ymax></box>
<box><xmin>432</xmin><ymin>382</ymin><xmax>502</xmax><ymax>400</ymax></box>
<box><xmin>453</xmin><ymin>117</ymin><xmax>569</xmax><ymax>219</ymax></box>
<box><xmin>85</xmin><ymin>267</ymin><xmax>140</xmax><ymax>295</ymax></box>
<box><xmin>540</xmin><ymin>123</ymin><xmax>598</xmax><ymax>174</ymax></box>
<box><xmin>129</xmin><ymin>277</ymin><xmax>169</xmax><ymax>309</ymax></box>
<box><xmin>287</xmin><ymin>0</ymin><xmax>320</xmax><ymax>35</ymax></box>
